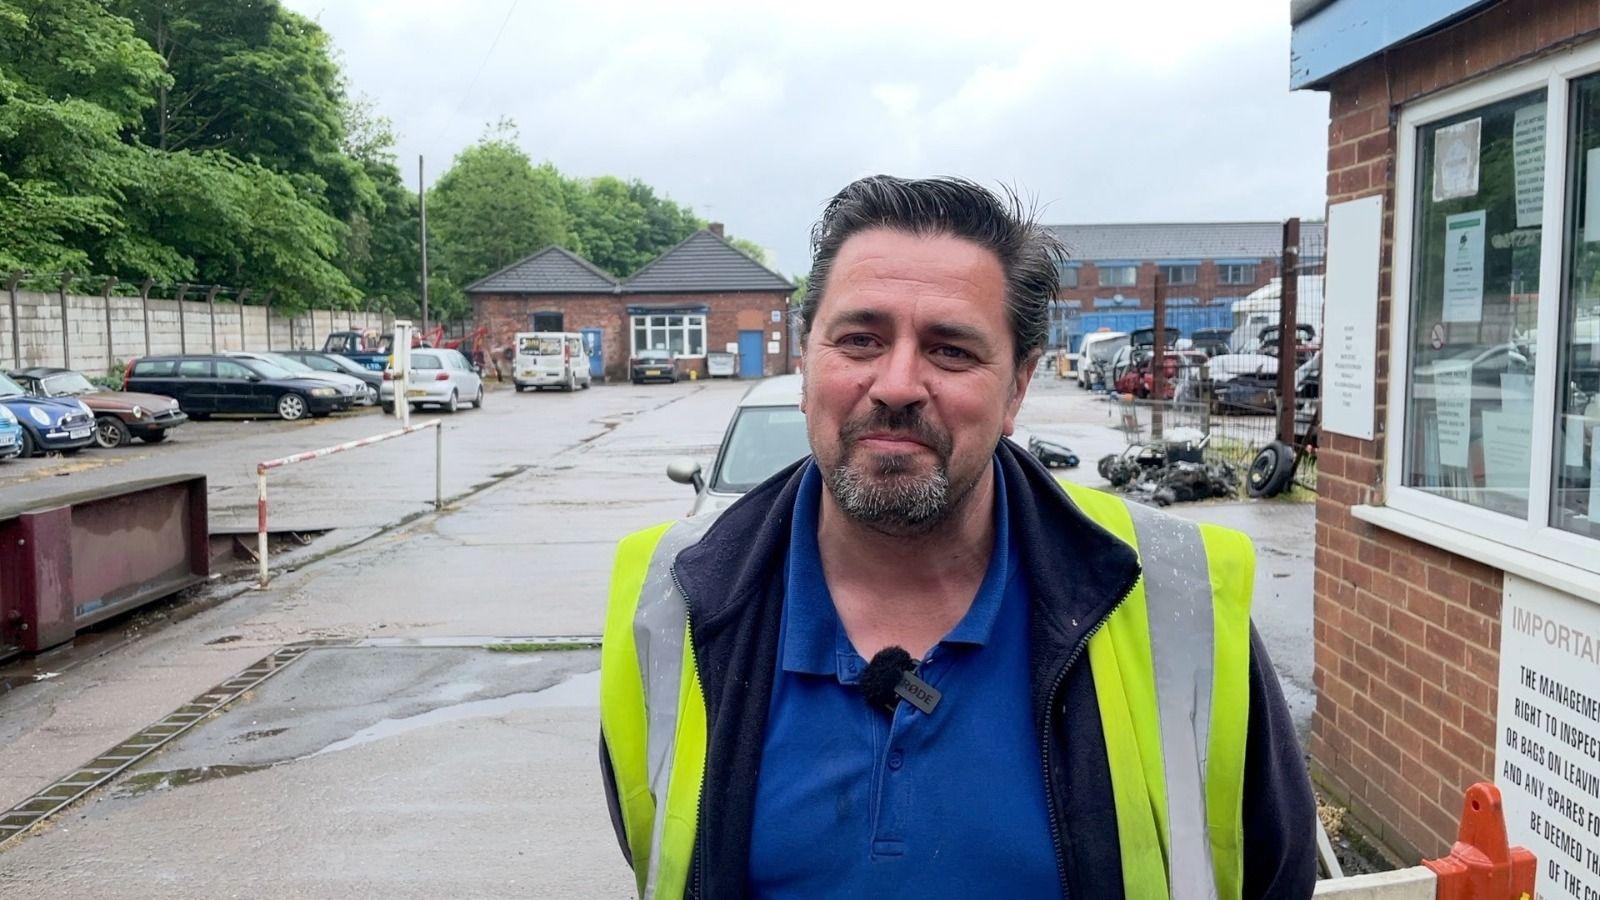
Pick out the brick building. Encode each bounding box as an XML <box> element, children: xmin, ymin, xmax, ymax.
<box><xmin>1293</xmin><ymin>0</ymin><xmax>1600</xmax><ymax>885</ymax></box>
<box><xmin>1045</xmin><ymin>222</ymin><xmax>1324</xmax><ymax>350</ymax></box>
<box><xmin>468</xmin><ymin>225</ymin><xmax>794</xmax><ymax>382</ymax></box>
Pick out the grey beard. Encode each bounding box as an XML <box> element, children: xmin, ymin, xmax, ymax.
<box><xmin>822</xmin><ymin>452</ymin><xmax>952</xmax><ymax>533</ymax></box>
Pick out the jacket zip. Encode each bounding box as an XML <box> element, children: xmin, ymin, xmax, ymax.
<box><xmin>670</xmin><ymin>562</ymin><xmax>709</xmax><ymax>900</ymax></box>
<box><xmin>1039</xmin><ymin>572</ymin><xmax>1140</xmax><ymax>899</ymax></box>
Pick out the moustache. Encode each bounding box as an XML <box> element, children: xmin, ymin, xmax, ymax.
<box><xmin>839</xmin><ymin>406</ymin><xmax>952</xmax><ymax>457</ymax></box>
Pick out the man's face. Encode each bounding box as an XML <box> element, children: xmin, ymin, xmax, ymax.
<box><xmin>801</xmin><ymin>228</ymin><xmax>1035</xmax><ymax>534</ymax></box>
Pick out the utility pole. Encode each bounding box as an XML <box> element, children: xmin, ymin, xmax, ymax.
<box><xmin>419</xmin><ymin>155</ymin><xmax>430</xmax><ymax>341</ymax></box>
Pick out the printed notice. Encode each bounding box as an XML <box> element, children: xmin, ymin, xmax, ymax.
<box><xmin>1480</xmin><ymin>409</ymin><xmax>1531</xmax><ymax>498</ymax></box>
<box><xmin>1514</xmin><ymin>103</ymin><xmax>1546</xmax><ymax>228</ymax></box>
<box><xmin>1434</xmin><ymin>361</ymin><xmax>1474</xmax><ymax>469</ymax></box>
<box><xmin>1444</xmin><ymin>210</ymin><xmax>1487</xmax><ymax>322</ymax></box>
<box><xmin>1494</xmin><ymin>575</ymin><xmax>1600</xmax><ymax>900</ymax></box>
<box><xmin>1322</xmin><ymin>196</ymin><xmax>1384</xmax><ymax>440</ymax></box>
<box><xmin>1434</xmin><ymin>117</ymin><xmax>1482</xmax><ymax>202</ymax></box>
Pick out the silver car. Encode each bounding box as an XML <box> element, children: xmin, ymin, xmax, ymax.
<box><xmin>667</xmin><ymin>375</ymin><xmax>810</xmax><ymax>515</ymax></box>
<box><xmin>226</xmin><ymin>351</ymin><xmax>373</xmax><ymax>406</ymax></box>
<box><xmin>380</xmin><ymin>348</ymin><xmax>484</xmax><ymax>413</ymax></box>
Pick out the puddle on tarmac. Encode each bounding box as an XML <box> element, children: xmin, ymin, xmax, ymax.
<box><xmin>115</xmin><ymin>763</ymin><xmax>275</xmax><ymax>797</ymax></box>
<box><xmin>305</xmin><ymin>668</ymin><xmax>600</xmax><ymax>759</ymax></box>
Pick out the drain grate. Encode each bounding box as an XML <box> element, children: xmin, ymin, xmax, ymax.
<box><xmin>0</xmin><ymin>645</ymin><xmax>308</xmax><ymax>851</ymax></box>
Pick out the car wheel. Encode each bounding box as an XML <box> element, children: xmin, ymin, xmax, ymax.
<box><xmin>1247</xmin><ymin>441</ymin><xmax>1297</xmax><ymax>498</ymax></box>
<box><xmin>472</xmin><ymin>386</ymin><xmax>483</xmax><ymax>409</ymax></box>
<box><xmin>18</xmin><ymin>428</ymin><xmax>37</xmax><ymax>458</ymax></box>
<box><xmin>94</xmin><ymin>415</ymin><xmax>131</xmax><ymax>449</ymax></box>
<box><xmin>381</xmin><ymin>402</ymin><xmax>394</xmax><ymax>414</ymax></box>
<box><xmin>277</xmin><ymin>393</ymin><xmax>308</xmax><ymax>421</ymax></box>
<box><xmin>581</xmin><ymin>377</ymin><xmax>590</xmax><ymax>389</ymax></box>
<box><xmin>514</xmin><ymin>385</ymin><xmax>525</xmax><ymax>393</ymax></box>
<box><xmin>443</xmin><ymin>390</ymin><xmax>458</xmax><ymax>414</ymax></box>
<box><xmin>142</xmin><ymin>430</ymin><xmax>168</xmax><ymax>444</ymax></box>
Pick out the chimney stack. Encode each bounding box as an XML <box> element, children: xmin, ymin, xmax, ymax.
<box><xmin>709</xmin><ymin>222</ymin><xmax>725</xmax><ymax>238</ymax></box>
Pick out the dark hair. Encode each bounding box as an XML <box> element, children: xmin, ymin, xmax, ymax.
<box><xmin>800</xmin><ymin>175</ymin><xmax>1064</xmax><ymax>366</ymax></box>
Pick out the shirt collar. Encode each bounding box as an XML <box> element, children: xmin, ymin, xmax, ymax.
<box><xmin>780</xmin><ymin>456</ymin><xmax>1014</xmax><ymax>676</ymax></box>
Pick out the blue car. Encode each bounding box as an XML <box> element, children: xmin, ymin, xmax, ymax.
<box><xmin>0</xmin><ymin>404</ymin><xmax>23</xmax><ymax>459</ymax></box>
<box><xmin>0</xmin><ymin>372</ymin><xmax>95</xmax><ymax>457</ymax></box>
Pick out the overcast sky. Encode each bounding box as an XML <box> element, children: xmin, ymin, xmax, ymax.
<box><xmin>285</xmin><ymin>0</ymin><xmax>1329</xmax><ymax>276</ymax></box>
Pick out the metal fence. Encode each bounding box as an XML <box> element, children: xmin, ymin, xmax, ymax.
<box><xmin>1087</xmin><ymin>219</ymin><xmax>1328</xmax><ymax>498</ymax></box>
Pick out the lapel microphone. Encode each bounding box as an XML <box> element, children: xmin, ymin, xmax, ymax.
<box><xmin>861</xmin><ymin>646</ymin><xmax>942</xmax><ymax>715</ymax></box>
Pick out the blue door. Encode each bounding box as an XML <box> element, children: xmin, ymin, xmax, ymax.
<box><xmin>738</xmin><ymin>330</ymin><xmax>765</xmax><ymax>378</ymax></box>
<box><xmin>580</xmin><ymin>328</ymin><xmax>604</xmax><ymax>378</ymax></box>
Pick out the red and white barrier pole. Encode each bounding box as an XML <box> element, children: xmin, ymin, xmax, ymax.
<box><xmin>255</xmin><ymin>418</ymin><xmax>443</xmax><ymax>587</ymax></box>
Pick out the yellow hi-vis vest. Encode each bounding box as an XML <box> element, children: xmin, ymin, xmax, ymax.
<box><xmin>599</xmin><ymin>480</ymin><xmax>1255</xmax><ymax>900</ymax></box>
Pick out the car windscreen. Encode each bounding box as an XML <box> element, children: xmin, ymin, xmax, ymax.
<box><xmin>1089</xmin><ymin>336</ymin><xmax>1129</xmax><ymax>363</ymax></box>
<box><xmin>411</xmin><ymin>354</ymin><xmax>442</xmax><ymax>370</ymax></box>
<box><xmin>712</xmin><ymin>406</ymin><xmax>811</xmax><ymax>493</ymax></box>
<box><xmin>635</xmin><ymin>350</ymin><xmax>670</xmax><ymax>362</ymax></box>
<box><xmin>41</xmin><ymin>372</ymin><xmax>96</xmax><ymax>396</ymax></box>
<box><xmin>518</xmin><ymin>336</ymin><xmax>563</xmax><ymax>356</ymax></box>
<box><xmin>0</xmin><ymin>373</ymin><xmax>24</xmax><ymax>398</ymax></box>
<box><xmin>262</xmin><ymin>354</ymin><xmax>315</xmax><ymax>374</ymax></box>
<box><xmin>246</xmin><ymin>359</ymin><xmax>295</xmax><ymax>379</ymax></box>
<box><xmin>326</xmin><ymin>354</ymin><xmax>365</xmax><ymax>373</ymax></box>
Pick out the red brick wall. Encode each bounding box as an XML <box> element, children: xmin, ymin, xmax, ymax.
<box><xmin>1057</xmin><ymin>257</ymin><xmax>1280</xmax><ymax>309</ymax></box>
<box><xmin>1312</xmin><ymin>0</ymin><xmax>1600</xmax><ymax>861</ymax></box>
<box><xmin>471</xmin><ymin>290</ymin><xmax>794</xmax><ymax>381</ymax></box>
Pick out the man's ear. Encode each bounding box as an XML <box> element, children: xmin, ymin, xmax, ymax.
<box><xmin>1001</xmin><ymin>350</ymin><xmax>1041</xmax><ymax>437</ymax></box>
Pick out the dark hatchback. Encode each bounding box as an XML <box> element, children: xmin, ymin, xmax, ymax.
<box><xmin>125</xmin><ymin>355</ymin><xmax>347</xmax><ymax>421</ymax></box>
<box><xmin>630</xmin><ymin>349</ymin><xmax>678</xmax><ymax>384</ymax></box>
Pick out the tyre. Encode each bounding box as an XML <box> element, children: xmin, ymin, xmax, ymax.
<box><xmin>581</xmin><ymin>377</ymin><xmax>591</xmax><ymax>389</ymax></box>
<box><xmin>1097</xmin><ymin>455</ymin><xmax>1114</xmax><ymax>480</ymax></box>
<box><xmin>19</xmin><ymin>428</ymin><xmax>36</xmax><ymax>458</ymax></box>
<box><xmin>381</xmin><ymin>402</ymin><xmax>394</xmax><ymax>414</ymax></box>
<box><xmin>514</xmin><ymin>385</ymin><xmax>525</xmax><ymax>393</ymax></box>
<box><xmin>565</xmin><ymin>373</ymin><xmax>576</xmax><ymax>392</ymax></box>
<box><xmin>472</xmin><ymin>386</ymin><xmax>483</xmax><ymax>409</ymax></box>
<box><xmin>141</xmin><ymin>430</ymin><xmax>168</xmax><ymax>444</ymax></box>
<box><xmin>1247</xmin><ymin>441</ymin><xmax>1297</xmax><ymax>498</ymax></box>
<box><xmin>94</xmin><ymin>415</ymin><xmax>131</xmax><ymax>449</ymax></box>
<box><xmin>443</xmin><ymin>390</ymin><xmax>458</xmax><ymax>414</ymax></box>
<box><xmin>277</xmin><ymin>393</ymin><xmax>308</xmax><ymax>421</ymax></box>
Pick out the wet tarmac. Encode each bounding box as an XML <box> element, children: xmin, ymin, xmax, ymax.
<box><xmin>0</xmin><ymin>374</ymin><xmax>1318</xmax><ymax>895</ymax></box>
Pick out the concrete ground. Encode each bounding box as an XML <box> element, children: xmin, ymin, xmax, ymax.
<box><xmin>0</xmin><ymin>372</ymin><xmax>1314</xmax><ymax>896</ymax></box>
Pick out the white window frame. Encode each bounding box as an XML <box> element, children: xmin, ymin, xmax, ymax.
<box><xmin>1160</xmin><ymin>264</ymin><xmax>1198</xmax><ymax>285</ymax></box>
<box><xmin>1383</xmin><ymin>39</ymin><xmax>1600</xmax><ymax>578</ymax></box>
<box><xmin>629</xmin><ymin>313</ymin><xmax>707</xmax><ymax>358</ymax></box>
<box><xmin>1097</xmin><ymin>265</ymin><xmax>1138</xmax><ymax>287</ymax></box>
<box><xmin>1216</xmin><ymin>263</ymin><xmax>1257</xmax><ymax>285</ymax></box>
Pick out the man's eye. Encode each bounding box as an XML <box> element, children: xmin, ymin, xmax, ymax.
<box><xmin>933</xmin><ymin>346</ymin><xmax>973</xmax><ymax>361</ymax></box>
<box><xmin>841</xmin><ymin>335</ymin><xmax>878</xmax><ymax>349</ymax></box>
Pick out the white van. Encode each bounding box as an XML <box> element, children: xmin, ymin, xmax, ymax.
<box><xmin>1077</xmin><ymin>330</ymin><xmax>1130</xmax><ymax>389</ymax></box>
<box><xmin>514</xmin><ymin>332</ymin><xmax>592</xmax><ymax>392</ymax></box>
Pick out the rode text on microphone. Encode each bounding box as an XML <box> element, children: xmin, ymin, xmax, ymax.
<box><xmin>861</xmin><ymin>646</ymin><xmax>942</xmax><ymax>715</ymax></box>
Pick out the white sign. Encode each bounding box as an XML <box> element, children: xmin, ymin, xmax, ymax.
<box><xmin>1433</xmin><ymin>117</ymin><xmax>1481</xmax><ymax>202</ymax></box>
<box><xmin>1494</xmin><ymin>574</ymin><xmax>1600</xmax><ymax>900</ymax></box>
<box><xmin>725</xmin><ymin>342</ymin><xmax>739</xmax><ymax>354</ymax></box>
<box><xmin>1322</xmin><ymin>196</ymin><xmax>1384</xmax><ymax>440</ymax></box>
<box><xmin>1444</xmin><ymin>210</ymin><xmax>1487</xmax><ymax>323</ymax></box>
<box><xmin>771</xmin><ymin>309</ymin><xmax>782</xmax><ymax>323</ymax></box>
<box><xmin>771</xmin><ymin>331</ymin><xmax>781</xmax><ymax>341</ymax></box>
<box><xmin>1513</xmin><ymin>103</ymin><xmax>1546</xmax><ymax>228</ymax></box>
<box><xmin>1434</xmin><ymin>361</ymin><xmax>1473</xmax><ymax>469</ymax></box>
<box><xmin>1480</xmin><ymin>409</ymin><xmax>1531</xmax><ymax>499</ymax></box>
<box><xmin>766</xmin><ymin>341</ymin><xmax>780</xmax><ymax>354</ymax></box>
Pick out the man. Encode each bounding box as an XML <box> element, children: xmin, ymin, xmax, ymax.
<box><xmin>600</xmin><ymin>176</ymin><xmax>1316</xmax><ymax>898</ymax></box>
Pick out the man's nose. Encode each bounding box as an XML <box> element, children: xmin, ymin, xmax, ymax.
<box><xmin>866</xmin><ymin>340</ymin><xmax>929</xmax><ymax>411</ymax></box>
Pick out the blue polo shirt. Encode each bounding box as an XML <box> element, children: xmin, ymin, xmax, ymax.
<box><xmin>747</xmin><ymin>460</ymin><xmax>1058</xmax><ymax>896</ymax></box>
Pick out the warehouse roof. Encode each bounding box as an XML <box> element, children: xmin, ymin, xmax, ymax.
<box><xmin>622</xmin><ymin>229</ymin><xmax>793</xmax><ymax>294</ymax></box>
<box><xmin>1046</xmin><ymin>221</ymin><xmax>1325</xmax><ymax>262</ymax></box>
<box><xmin>464</xmin><ymin>246</ymin><xmax>621</xmax><ymax>294</ymax></box>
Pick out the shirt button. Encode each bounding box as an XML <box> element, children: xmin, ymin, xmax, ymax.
<box><xmin>888</xmin><ymin>750</ymin><xmax>904</xmax><ymax>771</ymax></box>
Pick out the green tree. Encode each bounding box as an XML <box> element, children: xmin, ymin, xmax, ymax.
<box><xmin>560</xmin><ymin>175</ymin><xmax>701</xmax><ymax>277</ymax></box>
<box><xmin>427</xmin><ymin>125</ymin><xmax>571</xmax><ymax>318</ymax></box>
<box><xmin>338</xmin><ymin>93</ymin><xmax>418</xmax><ymax>313</ymax></box>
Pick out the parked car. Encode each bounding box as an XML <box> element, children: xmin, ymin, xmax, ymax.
<box><xmin>1076</xmin><ymin>330</ymin><xmax>1129</xmax><ymax>389</ymax></box>
<box><xmin>1113</xmin><ymin>349</ymin><xmax>1207</xmax><ymax>400</ymax></box>
<box><xmin>278</xmin><ymin>350</ymin><xmax>385</xmax><ymax>399</ymax></box>
<box><xmin>225</xmin><ymin>351</ymin><xmax>371</xmax><ymax>407</ymax></box>
<box><xmin>0</xmin><ymin>404</ymin><xmax>25</xmax><ymax>459</ymax></box>
<box><xmin>514</xmin><ymin>331</ymin><xmax>592</xmax><ymax>392</ymax></box>
<box><xmin>0</xmin><ymin>371</ymin><xmax>95</xmax><ymax>456</ymax></box>
<box><xmin>124</xmin><ymin>355</ymin><xmax>346</xmax><ymax>421</ymax></box>
<box><xmin>321</xmin><ymin>330</ymin><xmax>428</xmax><ymax>372</ymax></box>
<box><xmin>10</xmin><ymin>366</ymin><xmax>187</xmax><ymax>448</ymax></box>
<box><xmin>379</xmin><ymin>348</ymin><xmax>483</xmax><ymax>413</ymax></box>
<box><xmin>1190</xmin><ymin>328</ymin><xmax>1235</xmax><ymax>358</ymax></box>
<box><xmin>667</xmin><ymin>375</ymin><xmax>809</xmax><ymax>515</ymax></box>
<box><xmin>630</xmin><ymin>348</ymin><xmax>678</xmax><ymax>385</ymax></box>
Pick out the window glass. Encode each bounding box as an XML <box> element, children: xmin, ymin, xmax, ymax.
<box><xmin>215</xmin><ymin>361</ymin><xmax>252</xmax><ymax>379</ymax></box>
<box><xmin>411</xmin><ymin>354</ymin><xmax>442</xmax><ymax>370</ymax></box>
<box><xmin>248</xmin><ymin>359</ymin><xmax>294</xmax><ymax>379</ymax></box>
<box><xmin>1059</xmin><ymin>266</ymin><xmax>1079</xmax><ymax>288</ymax></box>
<box><xmin>713</xmin><ymin>406</ymin><xmax>812</xmax><ymax>491</ymax></box>
<box><xmin>1404</xmin><ymin>89</ymin><xmax>1546</xmax><ymax>518</ymax></box>
<box><xmin>134</xmin><ymin>359</ymin><xmax>176</xmax><ymax>376</ymax></box>
<box><xmin>1555</xmin><ymin>74</ymin><xmax>1600</xmax><ymax>537</ymax></box>
<box><xmin>689</xmin><ymin>328</ymin><xmax>705</xmax><ymax>355</ymax></box>
<box><xmin>177</xmin><ymin>360</ymin><xmax>212</xmax><ymax>378</ymax></box>
<box><xmin>1160</xmin><ymin>265</ymin><xmax>1197</xmax><ymax>285</ymax></box>
<box><xmin>633</xmin><ymin>326</ymin><xmax>647</xmax><ymax>353</ymax></box>
<box><xmin>1218</xmin><ymin>263</ymin><xmax>1257</xmax><ymax>285</ymax></box>
<box><xmin>1097</xmin><ymin>265</ymin><xmax>1137</xmax><ymax>287</ymax></box>
<box><xmin>304</xmin><ymin>355</ymin><xmax>338</xmax><ymax>371</ymax></box>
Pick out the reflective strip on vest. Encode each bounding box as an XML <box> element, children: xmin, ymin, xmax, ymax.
<box><xmin>1062</xmin><ymin>480</ymin><xmax>1252</xmax><ymax>900</ymax></box>
<box><xmin>601</xmin><ymin>515</ymin><xmax>714</xmax><ymax>900</ymax></box>
<box><xmin>601</xmin><ymin>485</ymin><xmax>1254</xmax><ymax>900</ymax></box>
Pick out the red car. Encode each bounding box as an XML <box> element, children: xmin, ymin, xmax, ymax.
<box><xmin>12</xmin><ymin>366</ymin><xmax>188</xmax><ymax>448</ymax></box>
<box><xmin>1114</xmin><ymin>350</ymin><xmax>1208</xmax><ymax>400</ymax></box>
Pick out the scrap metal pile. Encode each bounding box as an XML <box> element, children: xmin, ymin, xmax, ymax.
<box><xmin>1096</xmin><ymin>435</ymin><xmax>1238</xmax><ymax>506</ymax></box>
